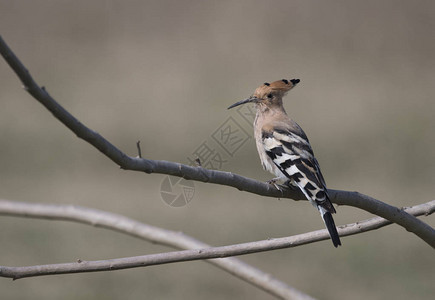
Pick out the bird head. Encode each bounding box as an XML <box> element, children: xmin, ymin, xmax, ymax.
<box><xmin>228</xmin><ymin>79</ymin><xmax>300</xmax><ymax>109</ymax></box>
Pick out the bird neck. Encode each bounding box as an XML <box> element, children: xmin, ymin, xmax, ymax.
<box><xmin>254</xmin><ymin>101</ymin><xmax>288</xmax><ymax>130</ymax></box>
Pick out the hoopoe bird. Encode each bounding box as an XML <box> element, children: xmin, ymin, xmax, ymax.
<box><xmin>228</xmin><ymin>79</ymin><xmax>341</xmax><ymax>247</ymax></box>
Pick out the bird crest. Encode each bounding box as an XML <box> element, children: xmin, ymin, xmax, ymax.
<box><xmin>253</xmin><ymin>79</ymin><xmax>300</xmax><ymax>99</ymax></box>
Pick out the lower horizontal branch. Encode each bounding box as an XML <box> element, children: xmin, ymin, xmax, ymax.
<box><xmin>0</xmin><ymin>199</ymin><xmax>433</xmax><ymax>280</ymax></box>
<box><xmin>0</xmin><ymin>199</ymin><xmax>314</xmax><ymax>300</ymax></box>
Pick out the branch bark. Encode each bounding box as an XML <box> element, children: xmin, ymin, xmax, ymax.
<box><xmin>0</xmin><ymin>34</ymin><xmax>434</xmax><ymax>248</ymax></box>
<box><xmin>0</xmin><ymin>199</ymin><xmax>433</xmax><ymax>282</ymax></box>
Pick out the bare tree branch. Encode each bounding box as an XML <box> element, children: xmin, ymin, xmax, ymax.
<box><xmin>0</xmin><ymin>199</ymin><xmax>433</xmax><ymax>282</ymax></box>
<box><xmin>0</xmin><ymin>199</ymin><xmax>315</xmax><ymax>300</ymax></box>
<box><xmin>0</xmin><ymin>35</ymin><xmax>434</xmax><ymax>248</ymax></box>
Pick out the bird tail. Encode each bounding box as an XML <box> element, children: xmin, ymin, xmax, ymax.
<box><xmin>318</xmin><ymin>205</ymin><xmax>341</xmax><ymax>248</ymax></box>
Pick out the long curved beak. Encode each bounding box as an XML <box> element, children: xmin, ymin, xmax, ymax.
<box><xmin>227</xmin><ymin>96</ymin><xmax>259</xmax><ymax>109</ymax></box>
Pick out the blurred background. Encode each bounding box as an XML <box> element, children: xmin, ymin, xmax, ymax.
<box><xmin>0</xmin><ymin>0</ymin><xmax>434</xmax><ymax>299</ymax></box>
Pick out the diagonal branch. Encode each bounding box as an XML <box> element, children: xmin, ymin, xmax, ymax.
<box><xmin>0</xmin><ymin>35</ymin><xmax>434</xmax><ymax>248</ymax></box>
<box><xmin>0</xmin><ymin>199</ymin><xmax>433</xmax><ymax>281</ymax></box>
<box><xmin>0</xmin><ymin>199</ymin><xmax>314</xmax><ymax>300</ymax></box>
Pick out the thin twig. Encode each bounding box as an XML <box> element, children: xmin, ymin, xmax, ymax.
<box><xmin>136</xmin><ymin>140</ymin><xmax>142</xmax><ymax>158</ymax></box>
<box><xmin>0</xmin><ymin>199</ymin><xmax>433</xmax><ymax>281</ymax></box>
<box><xmin>0</xmin><ymin>35</ymin><xmax>433</xmax><ymax>248</ymax></box>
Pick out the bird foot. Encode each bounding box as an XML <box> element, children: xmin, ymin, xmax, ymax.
<box><xmin>284</xmin><ymin>180</ymin><xmax>298</xmax><ymax>191</ymax></box>
<box><xmin>266</xmin><ymin>178</ymin><xmax>299</xmax><ymax>193</ymax></box>
<box><xmin>266</xmin><ymin>178</ymin><xmax>283</xmax><ymax>191</ymax></box>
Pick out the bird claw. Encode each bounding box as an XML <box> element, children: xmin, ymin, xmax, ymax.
<box><xmin>266</xmin><ymin>178</ymin><xmax>283</xmax><ymax>191</ymax></box>
<box><xmin>266</xmin><ymin>179</ymin><xmax>299</xmax><ymax>193</ymax></box>
<box><xmin>284</xmin><ymin>180</ymin><xmax>298</xmax><ymax>191</ymax></box>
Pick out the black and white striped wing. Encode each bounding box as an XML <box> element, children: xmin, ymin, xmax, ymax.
<box><xmin>262</xmin><ymin>128</ymin><xmax>334</xmax><ymax>212</ymax></box>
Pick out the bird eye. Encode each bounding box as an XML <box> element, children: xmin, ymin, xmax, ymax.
<box><xmin>267</xmin><ymin>93</ymin><xmax>273</xmax><ymax>99</ymax></box>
